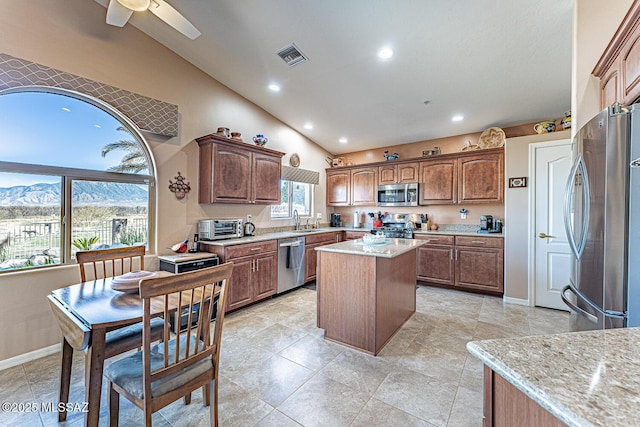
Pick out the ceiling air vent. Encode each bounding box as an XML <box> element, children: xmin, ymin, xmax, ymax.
<box><xmin>276</xmin><ymin>43</ymin><xmax>309</xmax><ymax>67</ymax></box>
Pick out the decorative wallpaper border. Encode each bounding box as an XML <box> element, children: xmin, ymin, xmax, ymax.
<box><xmin>0</xmin><ymin>53</ymin><xmax>178</xmax><ymax>137</ymax></box>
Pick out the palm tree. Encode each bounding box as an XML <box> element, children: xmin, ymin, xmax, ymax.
<box><xmin>101</xmin><ymin>126</ymin><xmax>148</xmax><ymax>174</ymax></box>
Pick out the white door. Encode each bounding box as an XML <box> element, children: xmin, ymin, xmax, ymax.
<box><xmin>531</xmin><ymin>140</ymin><xmax>573</xmax><ymax>310</ymax></box>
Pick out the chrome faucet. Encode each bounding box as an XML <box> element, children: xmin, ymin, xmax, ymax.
<box><xmin>293</xmin><ymin>209</ymin><xmax>300</xmax><ymax>230</ymax></box>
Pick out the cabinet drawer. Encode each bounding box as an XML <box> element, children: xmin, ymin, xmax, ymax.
<box><xmin>455</xmin><ymin>236</ymin><xmax>503</xmax><ymax>249</ymax></box>
<box><xmin>305</xmin><ymin>232</ymin><xmax>340</xmax><ymax>245</ymax></box>
<box><xmin>415</xmin><ymin>234</ymin><xmax>455</xmax><ymax>245</ymax></box>
<box><xmin>225</xmin><ymin>240</ymin><xmax>277</xmax><ymax>259</ymax></box>
<box><xmin>344</xmin><ymin>231</ymin><xmax>368</xmax><ymax>240</ymax></box>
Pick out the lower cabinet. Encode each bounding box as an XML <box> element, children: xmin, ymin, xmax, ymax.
<box><xmin>343</xmin><ymin>230</ymin><xmax>369</xmax><ymax>240</ymax></box>
<box><xmin>416</xmin><ymin>234</ymin><xmax>504</xmax><ymax>294</ymax></box>
<box><xmin>205</xmin><ymin>240</ymin><xmax>277</xmax><ymax>311</ymax></box>
<box><xmin>416</xmin><ymin>235</ymin><xmax>455</xmax><ymax>286</ymax></box>
<box><xmin>304</xmin><ymin>231</ymin><xmax>342</xmax><ymax>282</ymax></box>
<box><xmin>483</xmin><ymin>366</ymin><xmax>564</xmax><ymax>426</ymax></box>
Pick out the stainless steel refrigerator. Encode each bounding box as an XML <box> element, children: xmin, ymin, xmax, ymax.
<box><xmin>562</xmin><ymin>104</ymin><xmax>640</xmax><ymax>330</ymax></box>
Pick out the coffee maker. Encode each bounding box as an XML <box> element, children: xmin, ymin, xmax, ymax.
<box><xmin>330</xmin><ymin>213</ymin><xmax>341</xmax><ymax>227</ymax></box>
<box><xmin>480</xmin><ymin>215</ymin><xmax>493</xmax><ymax>231</ymax></box>
<box><xmin>479</xmin><ymin>215</ymin><xmax>503</xmax><ymax>234</ymax></box>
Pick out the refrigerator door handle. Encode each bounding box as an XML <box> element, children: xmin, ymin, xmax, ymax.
<box><xmin>563</xmin><ymin>154</ymin><xmax>589</xmax><ymax>259</ymax></box>
<box><xmin>561</xmin><ymin>284</ymin><xmax>598</xmax><ymax>323</ymax></box>
<box><xmin>561</xmin><ymin>284</ymin><xmax>627</xmax><ymax>320</ymax></box>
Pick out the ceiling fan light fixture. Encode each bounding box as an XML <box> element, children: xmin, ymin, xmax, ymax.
<box><xmin>117</xmin><ymin>0</ymin><xmax>150</xmax><ymax>12</ymax></box>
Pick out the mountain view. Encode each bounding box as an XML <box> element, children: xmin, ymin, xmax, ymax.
<box><xmin>0</xmin><ymin>181</ymin><xmax>148</xmax><ymax>206</ymax></box>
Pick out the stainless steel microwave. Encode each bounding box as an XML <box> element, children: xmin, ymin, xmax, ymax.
<box><xmin>198</xmin><ymin>219</ymin><xmax>244</xmax><ymax>241</ymax></box>
<box><xmin>377</xmin><ymin>183</ymin><xmax>419</xmax><ymax>207</ymax></box>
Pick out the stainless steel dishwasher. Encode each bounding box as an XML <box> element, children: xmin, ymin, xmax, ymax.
<box><xmin>277</xmin><ymin>236</ymin><xmax>305</xmax><ymax>294</ymax></box>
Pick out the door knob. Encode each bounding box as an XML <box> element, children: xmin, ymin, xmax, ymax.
<box><xmin>538</xmin><ymin>232</ymin><xmax>555</xmax><ymax>239</ymax></box>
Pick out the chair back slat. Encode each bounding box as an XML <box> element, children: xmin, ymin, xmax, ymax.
<box><xmin>76</xmin><ymin>246</ymin><xmax>145</xmax><ymax>281</ymax></box>
<box><xmin>139</xmin><ymin>262</ymin><xmax>233</xmax><ymax>393</ymax></box>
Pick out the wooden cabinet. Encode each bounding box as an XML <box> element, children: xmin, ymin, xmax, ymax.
<box><xmin>419</xmin><ymin>159</ymin><xmax>457</xmax><ymax>204</ymax></box>
<box><xmin>483</xmin><ymin>366</ymin><xmax>564</xmax><ymax>427</ymax></box>
<box><xmin>343</xmin><ymin>231</ymin><xmax>368</xmax><ymax>240</ymax></box>
<box><xmin>196</xmin><ymin>134</ymin><xmax>284</xmax><ymax>204</ymax></box>
<box><xmin>304</xmin><ymin>231</ymin><xmax>342</xmax><ymax>282</ymax></box>
<box><xmin>416</xmin><ymin>234</ymin><xmax>503</xmax><ymax>295</ymax></box>
<box><xmin>415</xmin><ymin>235</ymin><xmax>455</xmax><ymax>286</ymax></box>
<box><xmin>455</xmin><ymin>236</ymin><xmax>504</xmax><ymax>293</ymax></box>
<box><xmin>419</xmin><ymin>150</ymin><xmax>503</xmax><ymax>205</ymax></box>
<box><xmin>593</xmin><ymin>2</ymin><xmax>640</xmax><ymax>108</ymax></box>
<box><xmin>457</xmin><ymin>152</ymin><xmax>504</xmax><ymax>204</ymax></box>
<box><xmin>326</xmin><ymin>167</ymin><xmax>377</xmax><ymax>206</ymax></box>
<box><xmin>204</xmin><ymin>240</ymin><xmax>277</xmax><ymax>311</ymax></box>
<box><xmin>378</xmin><ymin>162</ymin><xmax>419</xmax><ymax>185</ymax></box>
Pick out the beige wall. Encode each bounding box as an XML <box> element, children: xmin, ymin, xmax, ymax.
<box><xmin>0</xmin><ymin>0</ymin><xmax>331</xmax><ymax>362</ymax></box>
<box><xmin>503</xmin><ymin>131</ymin><xmax>571</xmax><ymax>301</ymax></box>
<box><xmin>573</xmin><ymin>0</ymin><xmax>634</xmax><ymax>134</ymax></box>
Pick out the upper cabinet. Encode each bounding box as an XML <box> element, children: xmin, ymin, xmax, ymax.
<box><xmin>420</xmin><ymin>149</ymin><xmax>503</xmax><ymax>205</ymax></box>
<box><xmin>326</xmin><ymin>166</ymin><xmax>377</xmax><ymax>206</ymax></box>
<box><xmin>327</xmin><ymin>149</ymin><xmax>503</xmax><ymax>206</ymax></box>
<box><xmin>593</xmin><ymin>2</ymin><xmax>640</xmax><ymax>108</ymax></box>
<box><xmin>378</xmin><ymin>162</ymin><xmax>419</xmax><ymax>185</ymax></box>
<box><xmin>196</xmin><ymin>134</ymin><xmax>284</xmax><ymax>204</ymax></box>
<box><xmin>457</xmin><ymin>152</ymin><xmax>503</xmax><ymax>204</ymax></box>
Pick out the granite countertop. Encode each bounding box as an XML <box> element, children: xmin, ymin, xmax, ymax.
<box><xmin>198</xmin><ymin>225</ymin><xmax>503</xmax><ymax>248</ymax></box>
<box><xmin>467</xmin><ymin>328</ymin><xmax>640</xmax><ymax>427</ymax></box>
<box><xmin>314</xmin><ymin>238</ymin><xmax>427</xmax><ymax>258</ymax></box>
<box><xmin>198</xmin><ymin>228</ymin><xmax>346</xmax><ymax>247</ymax></box>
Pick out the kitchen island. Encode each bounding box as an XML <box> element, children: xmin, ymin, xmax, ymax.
<box><xmin>315</xmin><ymin>238</ymin><xmax>426</xmax><ymax>355</ymax></box>
<box><xmin>467</xmin><ymin>328</ymin><xmax>640</xmax><ymax>426</ymax></box>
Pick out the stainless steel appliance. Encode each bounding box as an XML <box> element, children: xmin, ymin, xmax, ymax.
<box><xmin>562</xmin><ymin>104</ymin><xmax>640</xmax><ymax>330</ymax></box>
<box><xmin>370</xmin><ymin>213</ymin><xmax>416</xmax><ymax>238</ymax></box>
<box><xmin>198</xmin><ymin>219</ymin><xmax>243</xmax><ymax>241</ymax></box>
<box><xmin>330</xmin><ymin>213</ymin><xmax>341</xmax><ymax>227</ymax></box>
<box><xmin>158</xmin><ymin>254</ymin><xmax>220</xmax><ymax>332</ymax></box>
<box><xmin>478</xmin><ymin>215</ymin><xmax>502</xmax><ymax>234</ymax></box>
<box><xmin>377</xmin><ymin>183</ymin><xmax>419</xmax><ymax>207</ymax></box>
<box><xmin>277</xmin><ymin>237</ymin><xmax>305</xmax><ymax>293</ymax></box>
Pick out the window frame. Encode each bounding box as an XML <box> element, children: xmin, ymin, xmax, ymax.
<box><xmin>0</xmin><ymin>86</ymin><xmax>157</xmax><ymax>271</ymax></box>
<box><xmin>271</xmin><ymin>179</ymin><xmax>314</xmax><ymax>219</ymax></box>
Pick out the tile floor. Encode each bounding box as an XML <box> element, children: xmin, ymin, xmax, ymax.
<box><xmin>0</xmin><ymin>285</ymin><xmax>571</xmax><ymax>427</ymax></box>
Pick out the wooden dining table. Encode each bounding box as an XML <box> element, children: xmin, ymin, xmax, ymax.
<box><xmin>47</xmin><ymin>272</ymin><xmax>209</xmax><ymax>427</ymax></box>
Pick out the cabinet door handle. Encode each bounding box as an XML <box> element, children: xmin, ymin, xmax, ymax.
<box><xmin>255</xmin><ymin>259</ymin><xmax>259</xmax><ymax>272</ymax></box>
<box><xmin>450</xmin><ymin>249</ymin><xmax>453</xmax><ymax>260</ymax></box>
<box><xmin>471</xmin><ymin>241</ymin><xmax>485</xmax><ymax>244</ymax></box>
<box><xmin>455</xmin><ymin>250</ymin><xmax>458</xmax><ymax>260</ymax></box>
<box><xmin>250</xmin><ymin>247</ymin><xmax>262</xmax><ymax>251</ymax></box>
<box><xmin>251</xmin><ymin>259</ymin><xmax>255</xmax><ymax>272</ymax></box>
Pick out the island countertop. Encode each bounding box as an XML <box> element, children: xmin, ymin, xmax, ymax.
<box><xmin>314</xmin><ymin>238</ymin><xmax>427</xmax><ymax>258</ymax></box>
<box><xmin>467</xmin><ymin>328</ymin><xmax>640</xmax><ymax>427</ymax></box>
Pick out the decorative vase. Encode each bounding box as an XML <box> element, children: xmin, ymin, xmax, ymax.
<box><xmin>253</xmin><ymin>134</ymin><xmax>268</xmax><ymax>146</ymax></box>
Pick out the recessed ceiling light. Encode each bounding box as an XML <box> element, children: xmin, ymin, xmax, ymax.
<box><xmin>268</xmin><ymin>83</ymin><xmax>281</xmax><ymax>92</ymax></box>
<box><xmin>339</xmin><ymin>137</ymin><xmax>348</xmax><ymax>144</ymax></box>
<box><xmin>377</xmin><ymin>47</ymin><xmax>394</xmax><ymax>60</ymax></box>
<box><xmin>303</xmin><ymin>123</ymin><xmax>313</xmax><ymax>130</ymax></box>
<box><xmin>452</xmin><ymin>115</ymin><xmax>464</xmax><ymax>122</ymax></box>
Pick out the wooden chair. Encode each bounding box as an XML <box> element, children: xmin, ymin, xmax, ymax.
<box><xmin>104</xmin><ymin>262</ymin><xmax>234</xmax><ymax>427</ymax></box>
<box><xmin>57</xmin><ymin>246</ymin><xmax>164</xmax><ymax>422</ymax></box>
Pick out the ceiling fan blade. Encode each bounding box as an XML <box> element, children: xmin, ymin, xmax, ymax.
<box><xmin>147</xmin><ymin>0</ymin><xmax>201</xmax><ymax>40</ymax></box>
<box><xmin>106</xmin><ymin>0</ymin><xmax>134</xmax><ymax>27</ymax></box>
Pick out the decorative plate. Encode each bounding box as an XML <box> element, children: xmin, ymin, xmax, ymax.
<box><xmin>478</xmin><ymin>127</ymin><xmax>506</xmax><ymax>148</ymax></box>
<box><xmin>289</xmin><ymin>153</ymin><xmax>300</xmax><ymax>167</ymax></box>
<box><xmin>111</xmin><ymin>270</ymin><xmax>157</xmax><ymax>293</ymax></box>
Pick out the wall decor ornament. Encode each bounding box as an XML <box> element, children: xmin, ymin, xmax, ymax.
<box><xmin>169</xmin><ymin>172</ymin><xmax>191</xmax><ymax>199</ymax></box>
<box><xmin>508</xmin><ymin>177</ymin><xmax>527</xmax><ymax>188</ymax></box>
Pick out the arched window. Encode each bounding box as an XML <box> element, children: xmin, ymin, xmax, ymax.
<box><xmin>0</xmin><ymin>87</ymin><xmax>156</xmax><ymax>272</ymax></box>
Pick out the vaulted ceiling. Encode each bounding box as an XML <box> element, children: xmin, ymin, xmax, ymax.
<box><xmin>94</xmin><ymin>0</ymin><xmax>573</xmax><ymax>154</ymax></box>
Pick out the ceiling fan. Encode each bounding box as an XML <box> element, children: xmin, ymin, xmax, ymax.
<box><xmin>106</xmin><ymin>0</ymin><xmax>201</xmax><ymax>40</ymax></box>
